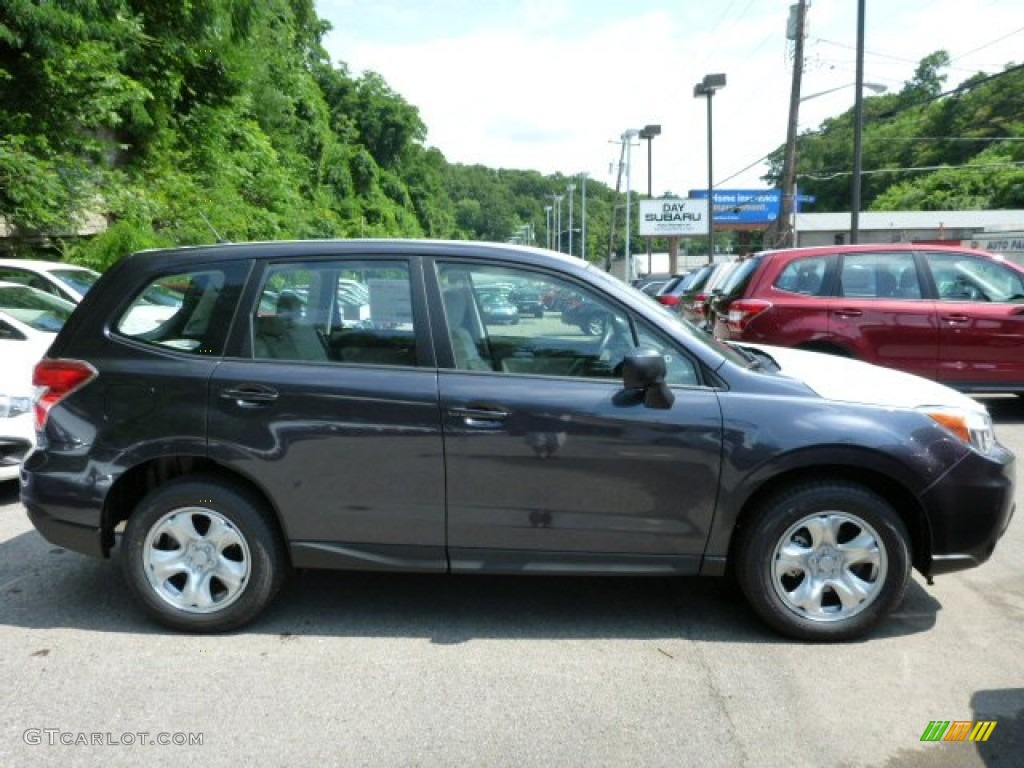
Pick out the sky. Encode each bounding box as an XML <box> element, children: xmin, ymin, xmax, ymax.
<box><xmin>316</xmin><ymin>0</ymin><xmax>1023</xmax><ymax>197</ymax></box>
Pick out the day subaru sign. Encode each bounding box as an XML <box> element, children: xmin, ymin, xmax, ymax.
<box><xmin>639</xmin><ymin>199</ymin><xmax>708</xmax><ymax>236</ymax></box>
<box><xmin>688</xmin><ymin>189</ymin><xmax>782</xmax><ymax>225</ymax></box>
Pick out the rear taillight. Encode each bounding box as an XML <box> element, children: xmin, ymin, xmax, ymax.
<box><xmin>657</xmin><ymin>295</ymin><xmax>680</xmax><ymax>306</ymax></box>
<box><xmin>33</xmin><ymin>359</ymin><xmax>97</xmax><ymax>430</ymax></box>
<box><xmin>727</xmin><ymin>300</ymin><xmax>773</xmax><ymax>333</ymax></box>
<box><xmin>693</xmin><ymin>292</ymin><xmax>709</xmax><ymax>316</ymax></box>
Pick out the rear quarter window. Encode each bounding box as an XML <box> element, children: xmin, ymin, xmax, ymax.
<box><xmin>773</xmin><ymin>256</ymin><xmax>827</xmax><ymax>295</ymax></box>
<box><xmin>114</xmin><ymin>262</ymin><xmax>249</xmax><ymax>355</ymax></box>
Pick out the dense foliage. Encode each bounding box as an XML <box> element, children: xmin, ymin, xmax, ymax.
<box><xmin>763</xmin><ymin>52</ymin><xmax>1024</xmax><ymax>213</ymax></box>
<box><xmin>0</xmin><ymin>1</ymin><xmax>629</xmax><ymax>266</ymax></box>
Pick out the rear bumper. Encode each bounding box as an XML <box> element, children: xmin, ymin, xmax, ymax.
<box><xmin>25</xmin><ymin>503</ymin><xmax>105</xmax><ymax>558</ymax></box>
<box><xmin>920</xmin><ymin>443</ymin><xmax>1016</xmax><ymax>577</ymax></box>
<box><xmin>20</xmin><ymin>448</ymin><xmax>108</xmax><ymax>558</ymax></box>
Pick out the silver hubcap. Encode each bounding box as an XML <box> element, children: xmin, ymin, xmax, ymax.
<box><xmin>142</xmin><ymin>507</ymin><xmax>251</xmax><ymax>614</ymax></box>
<box><xmin>771</xmin><ymin>512</ymin><xmax>886</xmax><ymax>623</ymax></box>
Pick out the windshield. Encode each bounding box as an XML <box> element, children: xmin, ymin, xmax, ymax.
<box><xmin>0</xmin><ymin>284</ymin><xmax>75</xmax><ymax>332</ymax></box>
<box><xmin>585</xmin><ymin>265</ymin><xmax>751</xmax><ymax>367</ymax></box>
<box><xmin>51</xmin><ymin>267</ymin><xmax>101</xmax><ymax>296</ymax></box>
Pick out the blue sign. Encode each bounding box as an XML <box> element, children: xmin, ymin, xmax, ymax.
<box><xmin>688</xmin><ymin>189</ymin><xmax>781</xmax><ymax>225</ymax></box>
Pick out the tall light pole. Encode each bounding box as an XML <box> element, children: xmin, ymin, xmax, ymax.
<box><xmin>638</xmin><ymin>124</ymin><xmax>661</xmax><ymax>274</ymax></box>
<box><xmin>545</xmin><ymin>205</ymin><xmax>553</xmax><ymax>250</ymax></box>
<box><xmin>580</xmin><ymin>172</ymin><xmax>589</xmax><ymax>261</ymax></box>
<box><xmin>694</xmin><ymin>73</ymin><xmax>727</xmax><ymax>264</ymax></box>
<box><xmin>850</xmin><ymin>0</ymin><xmax>867</xmax><ymax>244</ymax></box>
<box><xmin>566</xmin><ymin>182</ymin><xmax>576</xmax><ymax>257</ymax></box>
<box><xmin>553</xmin><ymin>194</ymin><xmax>564</xmax><ymax>252</ymax></box>
<box><xmin>622</xmin><ymin>129</ymin><xmax>640</xmax><ymax>282</ymax></box>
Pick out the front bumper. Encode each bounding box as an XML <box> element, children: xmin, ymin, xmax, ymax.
<box><xmin>920</xmin><ymin>442</ymin><xmax>1016</xmax><ymax>577</ymax></box>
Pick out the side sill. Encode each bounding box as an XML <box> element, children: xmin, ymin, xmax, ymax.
<box><xmin>448</xmin><ymin>548</ymin><xmax>702</xmax><ymax>576</ymax></box>
<box><xmin>290</xmin><ymin>541</ymin><xmax>447</xmax><ymax>573</ymax></box>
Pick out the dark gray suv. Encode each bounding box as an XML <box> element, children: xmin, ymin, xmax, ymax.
<box><xmin>21</xmin><ymin>240</ymin><xmax>1016</xmax><ymax>640</ymax></box>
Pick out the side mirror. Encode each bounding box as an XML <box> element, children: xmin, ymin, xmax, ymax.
<box><xmin>622</xmin><ymin>349</ymin><xmax>675</xmax><ymax>409</ymax></box>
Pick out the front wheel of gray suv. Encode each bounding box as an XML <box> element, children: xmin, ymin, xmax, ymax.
<box><xmin>735</xmin><ymin>481</ymin><xmax>911</xmax><ymax>641</ymax></box>
<box><xmin>120</xmin><ymin>476</ymin><xmax>287</xmax><ymax>633</ymax></box>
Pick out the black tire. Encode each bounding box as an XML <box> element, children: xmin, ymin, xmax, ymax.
<box><xmin>734</xmin><ymin>481</ymin><xmax>910</xmax><ymax>642</ymax></box>
<box><xmin>120</xmin><ymin>475</ymin><xmax>287</xmax><ymax>633</ymax></box>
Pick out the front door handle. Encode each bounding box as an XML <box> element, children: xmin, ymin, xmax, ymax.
<box><xmin>448</xmin><ymin>405</ymin><xmax>510</xmax><ymax>428</ymax></box>
<box><xmin>220</xmin><ymin>384</ymin><xmax>279</xmax><ymax>407</ymax></box>
<box><xmin>834</xmin><ymin>308</ymin><xmax>863</xmax><ymax>318</ymax></box>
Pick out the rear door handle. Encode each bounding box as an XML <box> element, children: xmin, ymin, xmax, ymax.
<box><xmin>220</xmin><ymin>384</ymin><xmax>279</xmax><ymax>407</ymax></box>
<box><xmin>942</xmin><ymin>314</ymin><xmax>970</xmax><ymax>324</ymax></box>
<box><xmin>448</xmin><ymin>405</ymin><xmax>510</xmax><ymax>428</ymax></box>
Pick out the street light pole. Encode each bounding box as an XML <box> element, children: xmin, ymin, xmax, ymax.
<box><xmin>580</xmin><ymin>172</ymin><xmax>589</xmax><ymax>261</ymax></box>
<box><xmin>552</xmin><ymin>194</ymin><xmax>564</xmax><ymax>252</ymax></box>
<box><xmin>694</xmin><ymin>74</ymin><xmax>727</xmax><ymax>264</ymax></box>
<box><xmin>545</xmin><ymin>205</ymin><xmax>553</xmax><ymax>250</ymax></box>
<box><xmin>639</xmin><ymin>124</ymin><xmax>661</xmax><ymax>274</ymax></box>
<box><xmin>566</xmin><ymin>183</ymin><xmax>576</xmax><ymax>257</ymax></box>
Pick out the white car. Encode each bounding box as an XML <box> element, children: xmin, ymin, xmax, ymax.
<box><xmin>0</xmin><ymin>258</ymin><xmax>100</xmax><ymax>302</ymax></box>
<box><xmin>0</xmin><ymin>284</ymin><xmax>74</xmax><ymax>482</ymax></box>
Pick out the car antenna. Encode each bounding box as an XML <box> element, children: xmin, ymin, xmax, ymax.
<box><xmin>198</xmin><ymin>211</ymin><xmax>230</xmax><ymax>244</ymax></box>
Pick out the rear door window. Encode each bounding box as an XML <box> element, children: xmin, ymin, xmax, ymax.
<box><xmin>837</xmin><ymin>252</ymin><xmax>917</xmax><ymax>298</ymax></box>
<box><xmin>251</xmin><ymin>261</ymin><xmax>419</xmax><ymax>367</ymax></box>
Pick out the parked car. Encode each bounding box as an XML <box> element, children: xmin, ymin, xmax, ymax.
<box><xmin>560</xmin><ymin>292</ymin><xmax>609</xmax><ymax>335</ymax></box>
<box><xmin>507</xmin><ymin>287</ymin><xmax>545</xmax><ymax>318</ymax></box>
<box><xmin>480</xmin><ymin>295</ymin><xmax>520</xmax><ymax>325</ymax></box>
<box><xmin>633</xmin><ymin>273</ymin><xmax>674</xmax><ymax>295</ymax></box>
<box><xmin>22</xmin><ymin>240</ymin><xmax>1015</xmax><ymax>640</ymax></box>
<box><xmin>0</xmin><ymin>259</ymin><xmax>100</xmax><ymax>302</ymax></box>
<box><xmin>653</xmin><ymin>268</ymin><xmax>707</xmax><ymax>309</ymax></box>
<box><xmin>640</xmin><ymin>279</ymin><xmax>670</xmax><ymax>297</ymax></box>
<box><xmin>677</xmin><ymin>262</ymin><xmax>735</xmax><ymax>326</ymax></box>
<box><xmin>0</xmin><ymin>283</ymin><xmax>74</xmax><ymax>482</ymax></box>
<box><xmin>713</xmin><ymin>244</ymin><xmax>1024</xmax><ymax>393</ymax></box>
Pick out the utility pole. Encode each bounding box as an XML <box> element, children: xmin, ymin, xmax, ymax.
<box><xmin>606</xmin><ymin>138</ymin><xmax>627</xmax><ymax>272</ymax></box>
<box><xmin>778</xmin><ymin>0</ymin><xmax>806</xmax><ymax>248</ymax></box>
<box><xmin>850</xmin><ymin>0</ymin><xmax>866</xmax><ymax>244</ymax></box>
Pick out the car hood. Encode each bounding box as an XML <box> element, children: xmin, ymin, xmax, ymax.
<box><xmin>741</xmin><ymin>343</ymin><xmax>986</xmax><ymax>414</ymax></box>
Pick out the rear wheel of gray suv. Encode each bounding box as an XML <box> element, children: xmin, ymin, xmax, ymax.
<box><xmin>735</xmin><ymin>481</ymin><xmax>911</xmax><ymax>642</ymax></box>
<box><xmin>120</xmin><ymin>476</ymin><xmax>287</xmax><ymax>633</ymax></box>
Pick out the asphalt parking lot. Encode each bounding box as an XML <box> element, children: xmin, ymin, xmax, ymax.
<box><xmin>1</xmin><ymin>396</ymin><xmax>1021</xmax><ymax>768</ymax></box>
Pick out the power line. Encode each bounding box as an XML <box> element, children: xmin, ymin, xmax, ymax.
<box><xmin>949</xmin><ymin>25</ymin><xmax>1024</xmax><ymax>64</ymax></box>
<box><xmin>799</xmin><ymin>160</ymin><xmax>1024</xmax><ymax>181</ymax></box>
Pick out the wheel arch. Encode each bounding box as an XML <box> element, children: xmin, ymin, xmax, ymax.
<box><xmin>722</xmin><ymin>463</ymin><xmax>931</xmax><ymax>577</ymax></box>
<box><xmin>101</xmin><ymin>456</ymin><xmax>289</xmax><ymax>563</ymax></box>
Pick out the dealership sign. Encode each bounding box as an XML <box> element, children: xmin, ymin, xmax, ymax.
<box><xmin>688</xmin><ymin>189</ymin><xmax>782</xmax><ymax>225</ymax></box>
<box><xmin>639</xmin><ymin>199</ymin><xmax>708</xmax><ymax>236</ymax></box>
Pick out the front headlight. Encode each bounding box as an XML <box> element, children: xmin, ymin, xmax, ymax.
<box><xmin>0</xmin><ymin>394</ymin><xmax>32</xmax><ymax>419</ymax></box>
<box><xmin>920</xmin><ymin>406</ymin><xmax>995</xmax><ymax>455</ymax></box>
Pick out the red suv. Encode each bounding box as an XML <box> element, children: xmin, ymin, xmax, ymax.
<box><xmin>713</xmin><ymin>244</ymin><xmax>1024</xmax><ymax>393</ymax></box>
